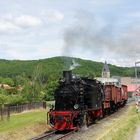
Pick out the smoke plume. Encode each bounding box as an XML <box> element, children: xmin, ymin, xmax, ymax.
<box><xmin>62</xmin><ymin>10</ymin><xmax>140</xmax><ymax>66</ymax></box>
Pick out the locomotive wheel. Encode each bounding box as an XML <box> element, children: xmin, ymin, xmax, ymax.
<box><xmin>76</xmin><ymin>120</ymin><xmax>83</xmax><ymax>131</ymax></box>
<box><xmin>77</xmin><ymin>115</ymin><xmax>84</xmax><ymax>128</ymax></box>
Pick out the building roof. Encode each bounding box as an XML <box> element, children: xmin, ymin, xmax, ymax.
<box><xmin>102</xmin><ymin>61</ymin><xmax>110</xmax><ymax>72</ymax></box>
<box><xmin>96</xmin><ymin>77</ymin><xmax>119</xmax><ymax>86</ymax></box>
<box><xmin>127</xmin><ymin>84</ymin><xmax>140</xmax><ymax>92</ymax></box>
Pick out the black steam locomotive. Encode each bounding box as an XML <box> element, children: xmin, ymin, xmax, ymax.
<box><xmin>48</xmin><ymin>71</ymin><xmax>104</xmax><ymax>130</ymax></box>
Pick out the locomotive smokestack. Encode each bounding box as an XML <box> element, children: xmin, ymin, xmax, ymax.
<box><xmin>63</xmin><ymin>71</ymin><xmax>72</xmax><ymax>83</ymax></box>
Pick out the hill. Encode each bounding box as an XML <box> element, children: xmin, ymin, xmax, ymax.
<box><xmin>0</xmin><ymin>56</ymin><xmax>134</xmax><ymax>78</ymax></box>
<box><xmin>0</xmin><ymin>56</ymin><xmax>135</xmax><ymax>104</ymax></box>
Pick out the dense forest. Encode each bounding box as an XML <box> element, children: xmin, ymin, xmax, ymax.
<box><xmin>0</xmin><ymin>56</ymin><xmax>134</xmax><ymax>106</ymax></box>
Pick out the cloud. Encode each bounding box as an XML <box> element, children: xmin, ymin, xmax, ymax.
<box><xmin>41</xmin><ymin>10</ymin><xmax>64</xmax><ymax>22</ymax></box>
<box><xmin>0</xmin><ymin>14</ymin><xmax>42</xmax><ymax>34</ymax></box>
<box><xmin>0</xmin><ymin>20</ymin><xmax>21</xmax><ymax>33</ymax></box>
<box><xmin>0</xmin><ymin>39</ymin><xmax>63</xmax><ymax>60</ymax></box>
<box><xmin>15</xmin><ymin>15</ymin><xmax>42</xmax><ymax>27</ymax></box>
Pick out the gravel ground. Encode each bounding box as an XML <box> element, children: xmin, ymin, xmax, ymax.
<box><xmin>65</xmin><ymin>106</ymin><xmax>129</xmax><ymax>140</ymax></box>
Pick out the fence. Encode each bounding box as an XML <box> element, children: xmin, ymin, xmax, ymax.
<box><xmin>0</xmin><ymin>102</ymin><xmax>46</xmax><ymax>121</ymax></box>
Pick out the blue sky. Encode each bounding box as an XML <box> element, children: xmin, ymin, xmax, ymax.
<box><xmin>0</xmin><ymin>0</ymin><xmax>140</xmax><ymax>66</ymax></box>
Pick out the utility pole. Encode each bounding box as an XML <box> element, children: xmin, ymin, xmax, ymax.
<box><xmin>135</xmin><ymin>61</ymin><xmax>140</xmax><ymax>102</ymax></box>
<box><xmin>135</xmin><ymin>61</ymin><xmax>140</xmax><ymax>79</ymax></box>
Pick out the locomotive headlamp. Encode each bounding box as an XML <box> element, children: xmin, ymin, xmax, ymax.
<box><xmin>74</xmin><ymin>104</ymin><xmax>79</xmax><ymax>109</ymax></box>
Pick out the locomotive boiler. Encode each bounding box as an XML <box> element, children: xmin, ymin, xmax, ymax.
<box><xmin>48</xmin><ymin>71</ymin><xmax>104</xmax><ymax>130</ymax></box>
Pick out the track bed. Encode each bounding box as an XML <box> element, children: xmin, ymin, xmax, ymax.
<box><xmin>65</xmin><ymin>105</ymin><xmax>129</xmax><ymax>140</ymax></box>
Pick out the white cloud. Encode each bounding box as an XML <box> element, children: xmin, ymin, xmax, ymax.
<box><xmin>0</xmin><ymin>39</ymin><xmax>63</xmax><ymax>60</ymax></box>
<box><xmin>42</xmin><ymin>10</ymin><xmax>64</xmax><ymax>22</ymax></box>
<box><xmin>0</xmin><ymin>14</ymin><xmax>43</xmax><ymax>34</ymax></box>
<box><xmin>0</xmin><ymin>20</ymin><xmax>21</xmax><ymax>33</ymax></box>
<box><xmin>15</xmin><ymin>15</ymin><xmax>42</xmax><ymax>27</ymax></box>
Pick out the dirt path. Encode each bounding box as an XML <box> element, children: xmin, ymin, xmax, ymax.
<box><xmin>133</xmin><ymin>123</ymin><xmax>140</xmax><ymax>140</ymax></box>
<box><xmin>65</xmin><ymin>106</ymin><xmax>129</xmax><ymax>140</ymax></box>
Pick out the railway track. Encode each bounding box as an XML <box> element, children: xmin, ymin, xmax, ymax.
<box><xmin>31</xmin><ymin>105</ymin><xmax>130</xmax><ymax>140</ymax></box>
<box><xmin>31</xmin><ymin>129</ymin><xmax>77</xmax><ymax>140</ymax></box>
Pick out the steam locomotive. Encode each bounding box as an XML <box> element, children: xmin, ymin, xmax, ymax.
<box><xmin>48</xmin><ymin>71</ymin><xmax>128</xmax><ymax>131</ymax></box>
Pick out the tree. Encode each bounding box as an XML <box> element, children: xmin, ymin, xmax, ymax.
<box><xmin>14</xmin><ymin>74</ymin><xmax>27</xmax><ymax>86</ymax></box>
<box><xmin>45</xmin><ymin>75</ymin><xmax>59</xmax><ymax>101</ymax></box>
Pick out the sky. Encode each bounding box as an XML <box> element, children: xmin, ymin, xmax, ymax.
<box><xmin>0</xmin><ymin>0</ymin><xmax>140</xmax><ymax>67</ymax></box>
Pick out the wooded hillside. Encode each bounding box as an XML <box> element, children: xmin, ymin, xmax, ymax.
<box><xmin>0</xmin><ymin>56</ymin><xmax>134</xmax><ymax>78</ymax></box>
<box><xmin>0</xmin><ymin>56</ymin><xmax>134</xmax><ymax>105</ymax></box>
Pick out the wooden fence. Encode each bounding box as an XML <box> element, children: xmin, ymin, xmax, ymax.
<box><xmin>0</xmin><ymin>102</ymin><xmax>46</xmax><ymax>121</ymax></box>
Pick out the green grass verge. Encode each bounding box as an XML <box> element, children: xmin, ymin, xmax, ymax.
<box><xmin>0</xmin><ymin>110</ymin><xmax>47</xmax><ymax>132</ymax></box>
<box><xmin>100</xmin><ymin>106</ymin><xmax>140</xmax><ymax>140</ymax></box>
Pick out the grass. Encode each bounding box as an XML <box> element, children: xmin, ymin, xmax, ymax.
<box><xmin>1</xmin><ymin>104</ymin><xmax>139</xmax><ymax>140</ymax></box>
<box><xmin>0</xmin><ymin>109</ymin><xmax>52</xmax><ymax>140</ymax></box>
<box><xmin>99</xmin><ymin>106</ymin><xmax>140</xmax><ymax>140</ymax></box>
<box><xmin>0</xmin><ymin>109</ymin><xmax>47</xmax><ymax>132</ymax></box>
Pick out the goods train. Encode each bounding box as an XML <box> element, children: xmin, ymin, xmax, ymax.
<box><xmin>48</xmin><ymin>71</ymin><xmax>128</xmax><ymax>131</ymax></box>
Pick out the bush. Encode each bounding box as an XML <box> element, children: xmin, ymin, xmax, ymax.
<box><xmin>1</xmin><ymin>78</ymin><xmax>14</xmax><ymax>86</ymax></box>
<box><xmin>0</xmin><ymin>94</ymin><xmax>8</xmax><ymax>105</ymax></box>
<box><xmin>0</xmin><ymin>88</ymin><xmax>7</xmax><ymax>95</ymax></box>
<box><xmin>7</xmin><ymin>95</ymin><xmax>26</xmax><ymax>105</ymax></box>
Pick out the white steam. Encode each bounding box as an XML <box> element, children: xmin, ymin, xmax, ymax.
<box><xmin>69</xmin><ymin>59</ymin><xmax>80</xmax><ymax>70</ymax></box>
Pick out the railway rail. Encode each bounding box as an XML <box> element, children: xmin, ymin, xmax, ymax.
<box><xmin>31</xmin><ymin>129</ymin><xmax>77</xmax><ymax>140</ymax></box>
<box><xmin>31</xmin><ymin>105</ymin><xmax>129</xmax><ymax>140</ymax></box>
